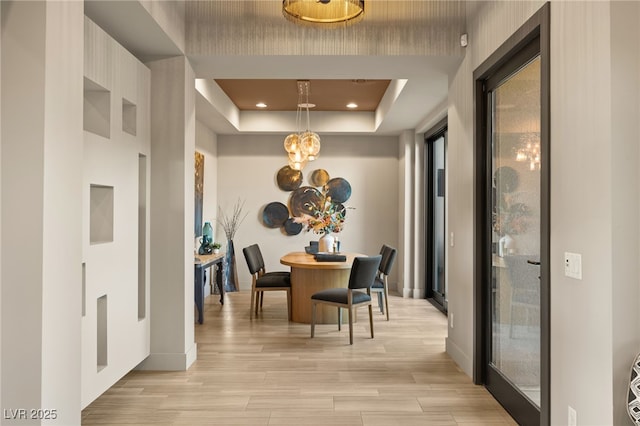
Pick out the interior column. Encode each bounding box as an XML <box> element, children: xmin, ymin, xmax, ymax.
<box><xmin>139</xmin><ymin>55</ymin><xmax>197</xmax><ymax>371</ymax></box>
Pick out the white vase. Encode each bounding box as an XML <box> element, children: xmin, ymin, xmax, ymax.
<box><xmin>318</xmin><ymin>233</ymin><xmax>335</xmax><ymax>253</ymax></box>
<box><xmin>498</xmin><ymin>234</ymin><xmax>515</xmax><ymax>257</ymax></box>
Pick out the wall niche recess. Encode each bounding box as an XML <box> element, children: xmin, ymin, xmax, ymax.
<box><xmin>122</xmin><ymin>98</ymin><xmax>137</xmax><ymax>136</ymax></box>
<box><xmin>90</xmin><ymin>184</ymin><xmax>114</xmax><ymax>244</ymax></box>
<box><xmin>97</xmin><ymin>294</ymin><xmax>108</xmax><ymax>371</ymax></box>
<box><xmin>83</xmin><ymin>77</ymin><xmax>111</xmax><ymax>139</ymax></box>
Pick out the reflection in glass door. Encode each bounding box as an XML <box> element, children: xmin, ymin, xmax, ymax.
<box><xmin>490</xmin><ymin>56</ymin><xmax>541</xmax><ymax>408</ymax></box>
<box><xmin>425</xmin><ymin>127</ymin><xmax>447</xmax><ymax>311</ymax></box>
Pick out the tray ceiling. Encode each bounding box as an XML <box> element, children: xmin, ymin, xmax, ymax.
<box><xmin>214</xmin><ymin>79</ymin><xmax>390</xmax><ymax>112</ymax></box>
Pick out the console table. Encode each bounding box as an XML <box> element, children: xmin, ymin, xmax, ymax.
<box><xmin>194</xmin><ymin>252</ymin><xmax>225</xmax><ymax>324</ymax></box>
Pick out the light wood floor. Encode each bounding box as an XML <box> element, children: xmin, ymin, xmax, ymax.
<box><xmin>82</xmin><ymin>290</ymin><xmax>517</xmax><ymax>425</ymax></box>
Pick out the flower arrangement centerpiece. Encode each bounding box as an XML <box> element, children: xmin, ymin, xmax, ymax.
<box><xmin>302</xmin><ymin>197</ymin><xmax>345</xmax><ymax>234</ymax></box>
<box><xmin>493</xmin><ymin>202</ymin><xmax>530</xmax><ymax>236</ymax></box>
<box><xmin>295</xmin><ymin>190</ymin><xmax>350</xmax><ymax>252</ymax></box>
<box><xmin>493</xmin><ymin>201</ymin><xmax>531</xmax><ymax>256</ymax></box>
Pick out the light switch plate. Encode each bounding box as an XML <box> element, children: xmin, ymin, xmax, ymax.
<box><xmin>564</xmin><ymin>252</ymin><xmax>582</xmax><ymax>280</ymax></box>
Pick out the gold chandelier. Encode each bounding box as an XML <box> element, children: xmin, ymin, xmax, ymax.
<box><xmin>284</xmin><ymin>81</ymin><xmax>320</xmax><ymax>171</ymax></box>
<box><xmin>282</xmin><ymin>0</ymin><xmax>365</xmax><ymax>27</ymax></box>
<box><xmin>516</xmin><ymin>132</ymin><xmax>541</xmax><ymax>171</ymax></box>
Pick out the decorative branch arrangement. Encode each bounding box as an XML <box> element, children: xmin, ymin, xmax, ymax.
<box><xmin>216</xmin><ymin>198</ymin><xmax>248</xmax><ymax>241</ymax></box>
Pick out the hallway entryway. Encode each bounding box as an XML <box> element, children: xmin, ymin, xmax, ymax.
<box><xmin>82</xmin><ymin>291</ymin><xmax>516</xmax><ymax>425</ymax></box>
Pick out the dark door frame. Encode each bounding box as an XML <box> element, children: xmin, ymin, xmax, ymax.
<box><xmin>473</xmin><ymin>3</ymin><xmax>550</xmax><ymax>425</ymax></box>
<box><xmin>424</xmin><ymin>117</ymin><xmax>448</xmax><ymax>313</ymax></box>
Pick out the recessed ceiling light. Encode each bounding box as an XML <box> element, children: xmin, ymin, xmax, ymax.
<box><xmin>256</xmin><ymin>102</ymin><xmax>267</xmax><ymax>108</ymax></box>
<box><xmin>346</xmin><ymin>103</ymin><xmax>358</xmax><ymax>109</ymax></box>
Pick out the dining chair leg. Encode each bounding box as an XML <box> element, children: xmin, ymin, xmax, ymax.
<box><xmin>310</xmin><ymin>302</ymin><xmax>316</xmax><ymax>338</ymax></box>
<box><xmin>377</xmin><ymin>293</ymin><xmax>384</xmax><ymax>313</ymax></box>
<box><xmin>255</xmin><ymin>291</ymin><xmax>260</xmax><ymax>316</ymax></box>
<box><xmin>250</xmin><ymin>289</ymin><xmax>256</xmax><ymax>320</ymax></box>
<box><xmin>348</xmin><ymin>307</ymin><xmax>354</xmax><ymax>345</ymax></box>
<box><xmin>383</xmin><ymin>282</ymin><xmax>390</xmax><ymax>321</ymax></box>
<box><xmin>368</xmin><ymin>304</ymin><xmax>374</xmax><ymax>339</ymax></box>
<box><xmin>259</xmin><ymin>292</ymin><xmax>264</xmax><ymax>309</ymax></box>
<box><xmin>338</xmin><ymin>308</ymin><xmax>342</xmax><ymax>331</ymax></box>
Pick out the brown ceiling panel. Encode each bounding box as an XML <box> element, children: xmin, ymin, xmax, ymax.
<box><xmin>214</xmin><ymin>79</ymin><xmax>390</xmax><ymax>112</ymax></box>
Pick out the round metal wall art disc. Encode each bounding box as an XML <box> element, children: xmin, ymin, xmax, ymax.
<box><xmin>262</xmin><ymin>202</ymin><xmax>289</xmax><ymax>228</ymax></box>
<box><xmin>277</xmin><ymin>166</ymin><xmax>303</xmax><ymax>191</ymax></box>
<box><xmin>325</xmin><ymin>177</ymin><xmax>352</xmax><ymax>203</ymax></box>
<box><xmin>310</xmin><ymin>169</ymin><xmax>330</xmax><ymax>187</ymax></box>
<box><xmin>289</xmin><ymin>186</ymin><xmax>322</xmax><ymax>217</ymax></box>
<box><xmin>283</xmin><ymin>218</ymin><xmax>303</xmax><ymax>235</ymax></box>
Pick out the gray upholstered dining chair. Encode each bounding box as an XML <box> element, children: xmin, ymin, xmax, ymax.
<box><xmin>242</xmin><ymin>244</ymin><xmax>291</xmax><ymax>320</ymax></box>
<box><xmin>310</xmin><ymin>255</ymin><xmax>382</xmax><ymax>345</ymax></box>
<box><xmin>371</xmin><ymin>245</ymin><xmax>397</xmax><ymax>320</ymax></box>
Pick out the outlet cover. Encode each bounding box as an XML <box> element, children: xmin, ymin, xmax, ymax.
<box><xmin>568</xmin><ymin>406</ymin><xmax>577</xmax><ymax>426</ymax></box>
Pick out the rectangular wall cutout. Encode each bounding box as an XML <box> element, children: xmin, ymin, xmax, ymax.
<box><xmin>138</xmin><ymin>154</ymin><xmax>147</xmax><ymax>320</ymax></box>
<box><xmin>82</xmin><ymin>263</ymin><xmax>86</xmax><ymax>317</ymax></box>
<box><xmin>90</xmin><ymin>185</ymin><xmax>114</xmax><ymax>244</ymax></box>
<box><xmin>97</xmin><ymin>294</ymin><xmax>108</xmax><ymax>371</ymax></box>
<box><xmin>122</xmin><ymin>98</ymin><xmax>137</xmax><ymax>136</ymax></box>
<box><xmin>83</xmin><ymin>77</ymin><xmax>111</xmax><ymax>139</ymax></box>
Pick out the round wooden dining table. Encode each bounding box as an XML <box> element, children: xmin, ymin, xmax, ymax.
<box><xmin>280</xmin><ymin>251</ymin><xmax>365</xmax><ymax>324</ymax></box>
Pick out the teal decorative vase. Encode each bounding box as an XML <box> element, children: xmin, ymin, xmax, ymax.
<box><xmin>198</xmin><ymin>232</ymin><xmax>212</xmax><ymax>255</ymax></box>
<box><xmin>202</xmin><ymin>222</ymin><xmax>213</xmax><ymax>242</ymax></box>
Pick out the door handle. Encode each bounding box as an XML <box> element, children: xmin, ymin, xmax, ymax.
<box><xmin>527</xmin><ymin>259</ymin><xmax>541</xmax><ymax>279</ymax></box>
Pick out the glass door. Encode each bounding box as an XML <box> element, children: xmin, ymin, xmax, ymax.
<box><xmin>425</xmin><ymin>127</ymin><xmax>447</xmax><ymax>311</ymax></box>
<box><xmin>489</xmin><ymin>54</ymin><xmax>542</xmax><ymax>411</ymax></box>
<box><xmin>474</xmin><ymin>7</ymin><xmax>549</xmax><ymax>424</ymax></box>
<box><xmin>476</xmin><ymin>32</ymin><xmax>549</xmax><ymax>425</ymax></box>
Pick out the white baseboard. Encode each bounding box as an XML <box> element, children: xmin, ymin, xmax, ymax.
<box><xmin>445</xmin><ymin>337</ymin><xmax>473</xmax><ymax>378</ymax></box>
<box><xmin>136</xmin><ymin>343</ymin><xmax>197</xmax><ymax>371</ymax></box>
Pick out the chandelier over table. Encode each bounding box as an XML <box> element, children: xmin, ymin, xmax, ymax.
<box><xmin>284</xmin><ymin>80</ymin><xmax>320</xmax><ymax>171</ymax></box>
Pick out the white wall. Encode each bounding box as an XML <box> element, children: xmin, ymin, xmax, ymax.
<box><xmin>611</xmin><ymin>5</ymin><xmax>640</xmax><ymax>425</ymax></box>
<box><xmin>551</xmin><ymin>2</ymin><xmax>640</xmax><ymax>424</ymax></box>
<box><xmin>1</xmin><ymin>1</ymin><xmax>84</xmax><ymax>423</ymax></box>
<box><xmin>82</xmin><ymin>17</ymin><xmax>151</xmax><ymax>408</ymax></box>
<box><xmin>139</xmin><ymin>0</ymin><xmax>185</xmax><ymax>54</ymax></box>
<box><xmin>550</xmin><ymin>3</ymin><xmax>614</xmax><ymax>423</ymax></box>
<box><xmin>216</xmin><ymin>134</ymin><xmax>399</xmax><ymax>291</ymax></box>
<box><xmin>1</xmin><ymin>0</ymin><xmax>3</xmax><ymax>411</ymax></box>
